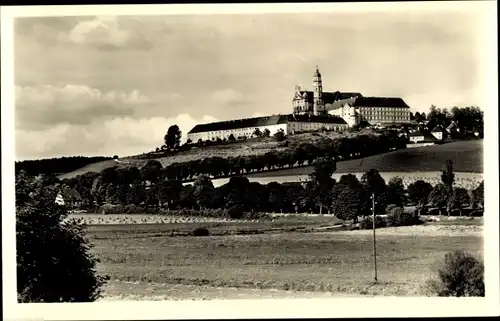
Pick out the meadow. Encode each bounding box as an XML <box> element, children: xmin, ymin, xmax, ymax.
<box><xmin>86</xmin><ymin>218</ymin><xmax>483</xmax><ymax>300</ymax></box>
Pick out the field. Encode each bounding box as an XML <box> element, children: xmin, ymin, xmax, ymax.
<box><xmin>86</xmin><ymin>218</ymin><xmax>483</xmax><ymax>300</ymax></box>
<box><xmin>249</xmin><ymin>140</ymin><xmax>484</xmax><ymax>177</ymax></box>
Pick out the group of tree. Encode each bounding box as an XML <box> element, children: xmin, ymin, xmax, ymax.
<box><xmin>53</xmin><ymin>154</ymin><xmax>483</xmax><ymax>223</ymax></box>
<box><xmin>411</xmin><ymin>105</ymin><xmax>484</xmax><ymax>135</ymax></box>
<box><xmin>16</xmin><ymin>171</ymin><xmax>106</xmax><ymax>302</ymax></box>
<box><xmin>15</xmin><ymin>156</ymin><xmax>112</xmax><ymax>177</ymax></box>
<box><xmin>406</xmin><ymin>160</ymin><xmax>484</xmax><ymax>216</ymax></box>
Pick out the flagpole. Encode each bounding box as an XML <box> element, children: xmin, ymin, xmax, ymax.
<box><xmin>372</xmin><ymin>192</ymin><xmax>378</xmax><ymax>282</ymax></box>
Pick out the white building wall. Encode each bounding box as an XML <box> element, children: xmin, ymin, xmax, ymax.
<box><xmin>431</xmin><ymin>132</ymin><xmax>443</xmax><ymax>140</ymax></box>
<box><xmin>409</xmin><ymin>135</ymin><xmax>425</xmax><ymax>143</ymax></box>
<box><xmin>287</xmin><ymin>121</ymin><xmax>347</xmax><ymax>134</ymax></box>
<box><xmin>187</xmin><ymin>123</ymin><xmax>288</xmax><ymax>142</ymax></box>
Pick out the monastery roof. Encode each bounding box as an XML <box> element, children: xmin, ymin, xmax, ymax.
<box><xmin>298</xmin><ymin>91</ymin><xmax>363</xmax><ymax>104</ymax></box>
<box><xmin>188</xmin><ymin>114</ymin><xmax>347</xmax><ymax>134</ymax></box>
<box><xmin>352</xmin><ymin>97</ymin><xmax>410</xmax><ymax>108</ymax></box>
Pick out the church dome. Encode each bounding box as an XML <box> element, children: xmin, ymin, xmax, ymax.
<box><xmin>314</xmin><ymin>66</ymin><xmax>321</xmax><ymax>78</ymax></box>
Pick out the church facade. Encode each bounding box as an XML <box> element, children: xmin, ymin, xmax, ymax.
<box><xmin>293</xmin><ymin>67</ymin><xmax>412</xmax><ymax>126</ymax></box>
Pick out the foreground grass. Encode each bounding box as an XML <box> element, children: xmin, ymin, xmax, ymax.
<box><xmin>88</xmin><ymin>222</ymin><xmax>483</xmax><ymax>299</ymax></box>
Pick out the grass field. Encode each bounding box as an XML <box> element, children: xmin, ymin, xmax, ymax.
<box><xmin>87</xmin><ymin>219</ymin><xmax>483</xmax><ymax>300</ymax></box>
<box><xmin>249</xmin><ymin>140</ymin><xmax>483</xmax><ymax>177</ymax></box>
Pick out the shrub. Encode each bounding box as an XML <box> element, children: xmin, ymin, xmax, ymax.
<box><xmin>386</xmin><ymin>204</ymin><xmax>398</xmax><ymax>214</ymax></box>
<box><xmin>387</xmin><ymin>207</ymin><xmax>422</xmax><ymax>227</ymax></box>
<box><xmin>16</xmin><ymin>171</ymin><xmax>106</xmax><ymax>302</ymax></box>
<box><xmin>192</xmin><ymin>227</ymin><xmax>210</xmax><ymax>237</ymax></box>
<box><xmin>427</xmin><ymin>251</ymin><xmax>484</xmax><ymax>297</ymax></box>
<box><xmin>360</xmin><ymin>215</ymin><xmax>387</xmax><ymax>229</ymax></box>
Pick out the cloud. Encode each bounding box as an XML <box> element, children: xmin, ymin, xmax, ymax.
<box><xmin>15</xmin><ymin>85</ymin><xmax>150</xmax><ymax>130</ymax></box>
<box><xmin>16</xmin><ymin>113</ymin><xmax>219</xmax><ymax>160</ymax></box>
<box><xmin>67</xmin><ymin>16</ymin><xmax>154</xmax><ymax>51</ymax></box>
<box><xmin>209</xmin><ymin>89</ymin><xmax>253</xmax><ymax>106</ymax></box>
<box><xmin>16</xmin><ymin>16</ymin><xmax>156</xmax><ymax>51</ymax></box>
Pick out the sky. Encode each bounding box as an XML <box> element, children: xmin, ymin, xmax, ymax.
<box><xmin>12</xmin><ymin>4</ymin><xmax>493</xmax><ymax>160</ymax></box>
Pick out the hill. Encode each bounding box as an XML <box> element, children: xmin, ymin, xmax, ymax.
<box><xmin>248</xmin><ymin>139</ymin><xmax>484</xmax><ymax>178</ymax></box>
<box><xmin>58</xmin><ymin>129</ymin><xmax>375</xmax><ymax>180</ymax></box>
<box><xmin>58</xmin><ymin>134</ymin><xmax>483</xmax><ymax>181</ymax></box>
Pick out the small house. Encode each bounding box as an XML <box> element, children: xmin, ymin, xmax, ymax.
<box><xmin>431</xmin><ymin>125</ymin><xmax>447</xmax><ymax>141</ymax></box>
<box><xmin>56</xmin><ymin>186</ymin><xmax>83</xmax><ymax>209</ymax></box>
<box><xmin>408</xmin><ymin>130</ymin><xmax>425</xmax><ymax>143</ymax></box>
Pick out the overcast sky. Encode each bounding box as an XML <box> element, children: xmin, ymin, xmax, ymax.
<box><xmin>13</xmin><ymin>5</ymin><xmax>492</xmax><ymax>160</ymax></box>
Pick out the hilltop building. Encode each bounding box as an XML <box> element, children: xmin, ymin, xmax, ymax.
<box><xmin>187</xmin><ymin>114</ymin><xmax>348</xmax><ymax>143</ymax></box>
<box><xmin>294</xmin><ymin>67</ymin><xmax>412</xmax><ymax>126</ymax></box>
<box><xmin>187</xmin><ymin>66</ymin><xmax>412</xmax><ymax>141</ymax></box>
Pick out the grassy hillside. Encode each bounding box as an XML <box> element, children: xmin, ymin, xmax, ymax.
<box><xmin>249</xmin><ymin>139</ymin><xmax>483</xmax><ymax>177</ymax></box>
<box><xmin>59</xmin><ymin>137</ymin><xmax>483</xmax><ymax>181</ymax></box>
<box><xmin>58</xmin><ymin>129</ymin><xmax>375</xmax><ymax>179</ymax></box>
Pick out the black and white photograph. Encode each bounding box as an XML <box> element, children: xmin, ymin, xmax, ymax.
<box><xmin>2</xmin><ymin>2</ymin><xmax>499</xmax><ymax>320</ymax></box>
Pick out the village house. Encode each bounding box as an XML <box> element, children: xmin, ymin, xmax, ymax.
<box><xmin>55</xmin><ymin>186</ymin><xmax>83</xmax><ymax>209</ymax></box>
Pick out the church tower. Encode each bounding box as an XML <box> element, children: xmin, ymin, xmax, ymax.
<box><xmin>313</xmin><ymin>66</ymin><xmax>324</xmax><ymax>116</ymax></box>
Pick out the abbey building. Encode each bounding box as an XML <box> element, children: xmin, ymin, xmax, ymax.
<box><xmin>187</xmin><ymin>67</ymin><xmax>411</xmax><ymax>143</ymax></box>
<box><xmin>293</xmin><ymin>67</ymin><xmax>411</xmax><ymax>126</ymax></box>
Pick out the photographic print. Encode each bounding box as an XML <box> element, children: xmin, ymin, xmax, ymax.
<box><xmin>2</xmin><ymin>2</ymin><xmax>499</xmax><ymax>320</ymax></box>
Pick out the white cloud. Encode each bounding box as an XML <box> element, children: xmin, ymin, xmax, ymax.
<box><xmin>16</xmin><ymin>114</ymin><xmax>219</xmax><ymax>160</ymax></box>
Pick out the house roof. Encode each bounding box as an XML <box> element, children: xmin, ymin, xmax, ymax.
<box><xmin>431</xmin><ymin>125</ymin><xmax>446</xmax><ymax>133</ymax></box>
<box><xmin>188</xmin><ymin>114</ymin><xmax>347</xmax><ymax>134</ymax></box>
<box><xmin>446</xmin><ymin>121</ymin><xmax>458</xmax><ymax>131</ymax></box>
<box><xmin>352</xmin><ymin>97</ymin><xmax>410</xmax><ymax>108</ymax></box>
<box><xmin>296</xmin><ymin>91</ymin><xmax>363</xmax><ymax>104</ymax></box>
<box><xmin>409</xmin><ymin>130</ymin><xmax>425</xmax><ymax>137</ymax></box>
<box><xmin>60</xmin><ymin>186</ymin><xmax>82</xmax><ymax>201</ymax></box>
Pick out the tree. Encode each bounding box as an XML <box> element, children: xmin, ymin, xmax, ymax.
<box><xmin>307</xmin><ymin>157</ymin><xmax>336</xmax><ymax>214</ymax></box>
<box><xmin>441</xmin><ymin>160</ymin><xmax>455</xmax><ymax>190</ymax></box>
<box><xmin>228</xmin><ymin>134</ymin><xmax>236</xmax><ymax>142</ymax></box>
<box><xmin>267</xmin><ymin>182</ymin><xmax>285</xmax><ymax>213</ymax></box>
<box><xmin>253</xmin><ymin>128</ymin><xmax>262</xmax><ymax>137</ymax></box>
<box><xmin>386</xmin><ymin>176</ymin><xmax>406</xmax><ymax>207</ymax></box>
<box><xmin>471</xmin><ymin>181</ymin><xmax>484</xmax><ymax>209</ymax></box>
<box><xmin>140</xmin><ymin>160</ymin><xmax>163</xmax><ymax>183</ymax></box>
<box><xmin>361</xmin><ymin>169</ymin><xmax>388</xmax><ymax>214</ymax></box>
<box><xmin>331</xmin><ymin>174</ymin><xmax>365</xmax><ymax>223</ymax></box>
<box><xmin>262</xmin><ymin>128</ymin><xmax>271</xmax><ymax>138</ymax></box>
<box><xmin>441</xmin><ymin>160</ymin><xmax>455</xmax><ymax>215</ymax></box>
<box><xmin>193</xmin><ymin>175</ymin><xmax>215</xmax><ymax>209</ymax></box>
<box><xmin>407</xmin><ymin>180</ymin><xmax>433</xmax><ymax>215</ymax></box>
<box><xmin>16</xmin><ymin>172</ymin><xmax>106</xmax><ymax>302</ymax></box>
<box><xmin>449</xmin><ymin>188</ymin><xmax>471</xmax><ymax>216</ymax></box>
<box><xmin>429</xmin><ymin>184</ymin><xmax>450</xmax><ymax>216</ymax></box>
<box><xmin>164</xmin><ymin>124</ymin><xmax>182</xmax><ymax>150</ymax></box>
<box><xmin>273</xmin><ymin>129</ymin><xmax>286</xmax><ymax>142</ymax></box>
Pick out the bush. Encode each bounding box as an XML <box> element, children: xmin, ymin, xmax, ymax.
<box><xmin>427</xmin><ymin>251</ymin><xmax>484</xmax><ymax>297</ymax></box>
<box><xmin>16</xmin><ymin>172</ymin><xmax>106</xmax><ymax>302</ymax></box>
<box><xmin>192</xmin><ymin>227</ymin><xmax>210</xmax><ymax>237</ymax></box>
<box><xmin>360</xmin><ymin>215</ymin><xmax>387</xmax><ymax>229</ymax></box>
<box><xmin>387</xmin><ymin>207</ymin><xmax>422</xmax><ymax>227</ymax></box>
<box><xmin>386</xmin><ymin>204</ymin><xmax>398</xmax><ymax>214</ymax></box>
